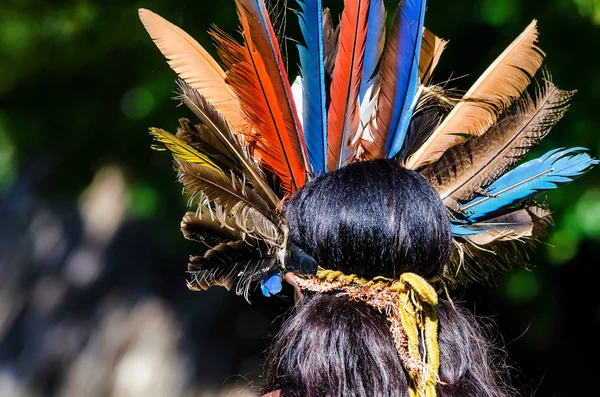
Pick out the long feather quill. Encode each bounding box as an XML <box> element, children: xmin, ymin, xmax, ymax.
<box><xmin>328</xmin><ymin>0</ymin><xmax>370</xmax><ymax>171</ymax></box>
<box><xmin>212</xmin><ymin>26</ymin><xmax>306</xmax><ymax>192</ymax></box>
<box><xmin>406</xmin><ymin>20</ymin><xmax>544</xmax><ymax>170</ymax></box>
<box><xmin>423</xmin><ymin>83</ymin><xmax>575</xmax><ymax>204</ymax></box>
<box><xmin>138</xmin><ymin>9</ymin><xmax>245</xmax><ymax>131</ymax></box>
<box><xmin>460</xmin><ymin>148</ymin><xmax>598</xmax><ymax>222</ymax></box>
<box><xmin>297</xmin><ymin>0</ymin><xmax>328</xmax><ymax>176</ymax></box>
<box><xmin>369</xmin><ymin>0</ymin><xmax>427</xmax><ymax>159</ymax></box>
<box><xmin>235</xmin><ymin>0</ymin><xmax>310</xmax><ymax>178</ymax></box>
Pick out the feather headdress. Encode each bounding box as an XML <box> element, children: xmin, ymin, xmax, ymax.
<box><xmin>139</xmin><ymin>1</ymin><xmax>596</xmax><ymax>299</ymax></box>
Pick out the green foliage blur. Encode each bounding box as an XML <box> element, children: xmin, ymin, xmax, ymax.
<box><xmin>1</xmin><ymin>0</ymin><xmax>599</xmax><ymax>395</ymax></box>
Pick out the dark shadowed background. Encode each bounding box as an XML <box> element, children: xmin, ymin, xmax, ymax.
<box><xmin>1</xmin><ymin>0</ymin><xmax>599</xmax><ymax>396</ymax></box>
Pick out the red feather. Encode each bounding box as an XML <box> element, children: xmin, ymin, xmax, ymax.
<box><xmin>234</xmin><ymin>0</ymin><xmax>309</xmax><ymax>189</ymax></box>
<box><xmin>327</xmin><ymin>0</ymin><xmax>369</xmax><ymax>171</ymax></box>
<box><xmin>212</xmin><ymin>28</ymin><xmax>305</xmax><ymax>193</ymax></box>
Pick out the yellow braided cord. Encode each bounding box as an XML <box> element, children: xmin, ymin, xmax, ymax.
<box><xmin>310</xmin><ymin>269</ymin><xmax>440</xmax><ymax>397</ymax></box>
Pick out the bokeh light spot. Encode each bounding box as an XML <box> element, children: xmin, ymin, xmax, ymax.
<box><xmin>505</xmin><ymin>269</ymin><xmax>540</xmax><ymax>303</ymax></box>
<box><xmin>575</xmin><ymin>188</ymin><xmax>600</xmax><ymax>239</ymax></box>
<box><xmin>128</xmin><ymin>183</ymin><xmax>160</xmax><ymax>219</ymax></box>
<box><xmin>0</xmin><ymin>113</ymin><xmax>16</xmax><ymax>192</ymax></box>
<box><xmin>547</xmin><ymin>227</ymin><xmax>579</xmax><ymax>265</ymax></box>
<box><xmin>481</xmin><ymin>0</ymin><xmax>519</xmax><ymax>26</ymax></box>
<box><xmin>121</xmin><ymin>87</ymin><xmax>155</xmax><ymax>120</ymax></box>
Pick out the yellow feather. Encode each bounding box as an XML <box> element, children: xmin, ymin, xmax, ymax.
<box><xmin>138</xmin><ymin>9</ymin><xmax>245</xmax><ymax>131</ymax></box>
<box><xmin>150</xmin><ymin>127</ymin><xmax>222</xmax><ymax>173</ymax></box>
<box><xmin>406</xmin><ymin>20</ymin><xmax>544</xmax><ymax>170</ymax></box>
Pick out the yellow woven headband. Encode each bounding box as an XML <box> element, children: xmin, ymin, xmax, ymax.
<box><xmin>295</xmin><ymin>269</ymin><xmax>440</xmax><ymax>397</ymax></box>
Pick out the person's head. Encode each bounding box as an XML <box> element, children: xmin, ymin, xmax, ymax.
<box><xmin>263</xmin><ymin>160</ymin><xmax>514</xmax><ymax>397</ymax></box>
<box><xmin>285</xmin><ymin>159</ymin><xmax>452</xmax><ymax>279</ymax></box>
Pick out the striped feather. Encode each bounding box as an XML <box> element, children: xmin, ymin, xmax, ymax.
<box><xmin>406</xmin><ymin>20</ymin><xmax>544</xmax><ymax>170</ymax></box>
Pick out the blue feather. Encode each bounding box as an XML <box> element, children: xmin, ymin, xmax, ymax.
<box><xmin>462</xmin><ymin>147</ymin><xmax>598</xmax><ymax>222</ymax></box>
<box><xmin>261</xmin><ymin>272</ymin><xmax>282</xmax><ymax>297</ymax></box>
<box><xmin>385</xmin><ymin>0</ymin><xmax>427</xmax><ymax>158</ymax></box>
<box><xmin>451</xmin><ymin>223</ymin><xmax>486</xmax><ymax>237</ymax></box>
<box><xmin>359</xmin><ymin>0</ymin><xmax>385</xmax><ymax>102</ymax></box>
<box><xmin>297</xmin><ymin>0</ymin><xmax>327</xmax><ymax>176</ymax></box>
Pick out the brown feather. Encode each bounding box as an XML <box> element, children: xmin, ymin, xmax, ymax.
<box><xmin>181</xmin><ymin>209</ymin><xmax>242</xmax><ymax>248</ymax></box>
<box><xmin>422</xmin><ymin>82</ymin><xmax>574</xmax><ymax>204</ymax></box>
<box><xmin>445</xmin><ymin>204</ymin><xmax>552</xmax><ymax>286</ymax></box>
<box><xmin>419</xmin><ymin>28</ymin><xmax>447</xmax><ymax>86</ymax></box>
<box><xmin>187</xmin><ymin>240</ymin><xmax>279</xmax><ymax>300</ymax></box>
<box><xmin>406</xmin><ymin>20</ymin><xmax>545</xmax><ymax>170</ymax></box>
<box><xmin>175</xmin><ymin>81</ymin><xmax>280</xmax><ymax>207</ymax></box>
<box><xmin>176</xmin><ymin>160</ymin><xmax>280</xmax><ymax>246</ymax></box>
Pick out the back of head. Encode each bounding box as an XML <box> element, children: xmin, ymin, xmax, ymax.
<box><xmin>263</xmin><ymin>160</ymin><xmax>514</xmax><ymax>397</ymax></box>
<box><xmin>285</xmin><ymin>159</ymin><xmax>452</xmax><ymax>278</ymax></box>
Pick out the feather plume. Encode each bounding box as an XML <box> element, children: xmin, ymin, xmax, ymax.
<box><xmin>327</xmin><ymin>0</ymin><xmax>370</xmax><ymax>171</ymax></box>
<box><xmin>359</xmin><ymin>0</ymin><xmax>385</xmax><ymax>102</ymax></box>
<box><xmin>460</xmin><ymin>206</ymin><xmax>550</xmax><ymax>245</ymax></box>
<box><xmin>187</xmin><ymin>240</ymin><xmax>279</xmax><ymax>300</ymax></box>
<box><xmin>460</xmin><ymin>147</ymin><xmax>598</xmax><ymax>222</ymax></box>
<box><xmin>177</xmin><ymin>160</ymin><xmax>271</xmax><ymax>220</ymax></box>
<box><xmin>150</xmin><ymin>127</ymin><xmax>222</xmax><ymax>173</ymax></box>
<box><xmin>181</xmin><ymin>209</ymin><xmax>242</xmax><ymax>248</ymax></box>
<box><xmin>419</xmin><ymin>28</ymin><xmax>447</xmax><ymax>86</ymax></box>
<box><xmin>212</xmin><ymin>27</ymin><xmax>306</xmax><ymax>192</ymax></box>
<box><xmin>297</xmin><ymin>0</ymin><xmax>328</xmax><ymax>176</ymax></box>
<box><xmin>235</xmin><ymin>0</ymin><xmax>310</xmax><ymax>179</ymax></box>
<box><xmin>177</xmin><ymin>160</ymin><xmax>281</xmax><ymax>245</ymax></box>
<box><xmin>368</xmin><ymin>0</ymin><xmax>427</xmax><ymax>159</ymax></box>
<box><xmin>176</xmin><ymin>118</ymin><xmax>238</xmax><ymax>172</ymax></box>
<box><xmin>446</xmin><ymin>204</ymin><xmax>553</xmax><ymax>285</ymax></box>
<box><xmin>175</xmin><ymin>81</ymin><xmax>280</xmax><ymax>206</ymax></box>
<box><xmin>406</xmin><ymin>20</ymin><xmax>545</xmax><ymax>170</ymax></box>
<box><xmin>138</xmin><ymin>9</ymin><xmax>245</xmax><ymax>131</ymax></box>
<box><xmin>423</xmin><ymin>82</ymin><xmax>575</xmax><ymax>205</ymax></box>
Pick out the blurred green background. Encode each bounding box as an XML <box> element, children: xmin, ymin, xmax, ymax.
<box><xmin>0</xmin><ymin>0</ymin><xmax>599</xmax><ymax>396</ymax></box>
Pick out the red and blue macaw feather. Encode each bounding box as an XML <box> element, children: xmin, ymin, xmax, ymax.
<box><xmin>327</xmin><ymin>0</ymin><xmax>370</xmax><ymax>171</ymax></box>
<box><xmin>297</xmin><ymin>0</ymin><xmax>328</xmax><ymax>176</ymax></box>
<box><xmin>374</xmin><ymin>0</ymin><xmax>426</xmax><ymax>159</ymax></box>
<box><xmin>460</xmin><ymin>147</ymin><xmax>598</xmax><ymax>223</ymax></box>
<box><xmin>235</xmin><ymin>0</ymin><xmax>310</xmax><ymax>179</ymax></box>
<box><xmin>359</xmin><ymin>0</ymin><xmax>385</xmax><ymax>102</ymax></box>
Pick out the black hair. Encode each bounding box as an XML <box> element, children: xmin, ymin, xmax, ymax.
<box><xmin>263</xmin><ymin>295</ymin><xmax>515</xmax><ymax>397</ymax></box>
<box><xmin>261</xmin><ymin>160</ymin><xmax>515</xmax><ymax>397</ymax></box>
<box><xmin>285</xmin><ymin>159</ymin><xmax>452</xmax><ymax>279</ymax></box>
